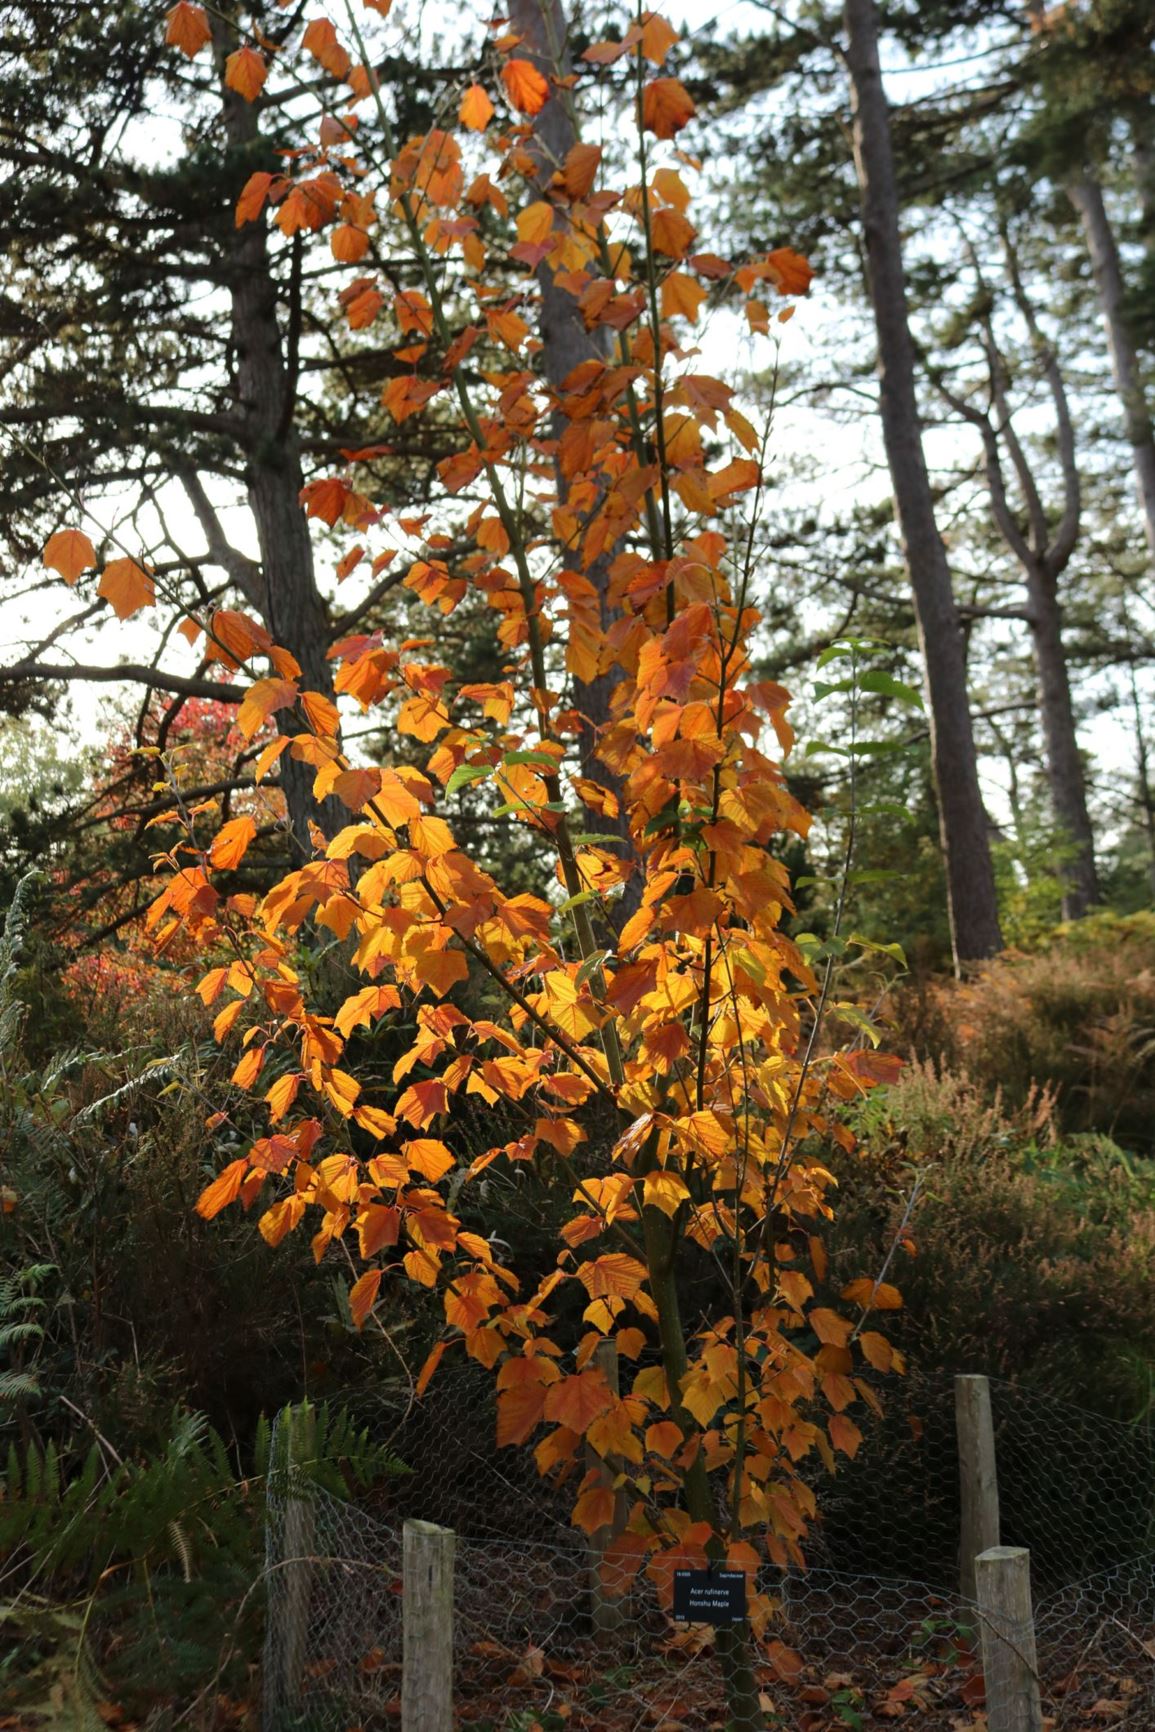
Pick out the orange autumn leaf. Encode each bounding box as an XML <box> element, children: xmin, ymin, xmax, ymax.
<box><xmin>502</xmin><ymin>58</ymin><xmax>549</xmax><ymax>116</ymax></box>
<box><xmin>649</xmin><ymin>207</ymin><xmax>696</xmax><ymax>259</ymax></box>
<box><xmin>576</xmin><ymin>1253</ymin><xmax>647</xmax><ymax>1300</ymax></box>
<box><xmin>98</xmin><ymin>558</ymin><xmax>155</xmax><ymax>619</ymax></box>
<box><xmin>165</xmin><ymin>1</ymin><xmax>211</xmax><ymax>57</ymax></box>
<box><xmin>237</xmin><ymin>677</ymin><xmax>298</xmax><ymax>740</ymax></box>
<box><xmin>382</xmin><ymin>375</ymin><xmax>444</xmax><ymax>424</ymax></box>
<box><xmin>543</xmin><ymin>1369</ymin><xmax>614</xmax><ymax>1435</ymax></box>
<box><xmin>640</xmin><ymin>11</ymin><xmax>679</xmax><ymax>64</ymax></box>
<box><xmin>43</xmin><ymin>528</ymin><xmax>96</xmax><ymax>585</ymax></box>
<box><xmin>235</xmin><ymin>170</ymin><xmax>277</xmax><ymax>226</ymax></box>
<box><xmin>559</xmin><ymin>142</ymin><xmax>601</xmax><ymax>201</ymax></box>
<box><xmin>829</xmin><ymin>1413</ymin><xmax>864</xmax><ymax>1459</ymax></box>
<box><xmin>661</xmin><ymin>270</ymin><xmax>707</xmax><ymax>322</ymax></box>
<box><xmin>497</xmin><ymin>1380</ymin><xmax>548</xmax><ymax>1447</ymax></box>
<box><xmin>572</xmin><ymin>1484</ymin><xmax>617</xmax><ymax>1535</ymax></box>
<box><xmin>841</xmin><ymin>1278</ymin><xmax>903</xmax><ymax>1310</ymax></box>
<box><xmin>641</xmin><ymin>77</ymin><xmax>695</xmax><ymax>139</ymax></box>
<box><xmin>196</xmin><ymin>1159</ymin><xmax>249</xmax><ymax>1220</ymax></box>
<box><xmin>225</xmin><ymin>46</ymin><xmax>268</xmax><ymax>101</ymax></box>
<box><xmin>209</xmin><ymin>814</ymin><xmax>257</xmax><ymax>870</ymax></box>
<box><xmin>765</xmin><ymin>245</ymin><xmax>814</xmax><ymax>296</ymax></box>
<box><xmin>331</xmin><ymin>224</ymin><xmax>369</xmax><ymax>263</ymax></box>
<box><xmin>459</xmin><ymin>82</ymin><xmax>495</xmax><ymax>131</ymax></box>
<box><xmin>348</xmin><ymin>1268</ymin><xmax>382</xmax><ymax>1329</ymax></box>
<box><xmin>302</xmin><ymin>16</ymin><xmax>350</xmax><ymax>79</ymax></box>
<box><xmin>858</xmin><ymin>1331</ymin><xmax>894</xmax><ymax>1372</ymax></box>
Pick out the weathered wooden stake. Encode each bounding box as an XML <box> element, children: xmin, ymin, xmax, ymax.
<box><xmin>956</xmin><ymin>1373</ymin><xmax>1000</xmax><ymax>1601</ymax></box>
<box><xmin>403</xmin><ymin>1518</ymin><xmax>455</xmax><ymax>1732</ymax></box>
<box><xmin>280</xmin><ymin>1401</ymin><xmax>316</xmax><ymax>1714</ymax></box>
<box><xmin>585</xmin><ymin>1337</ymin><xmax>627</xmax><ymax>1644</ymax></box>
<box><xmin>975</xmin><ymin>1546</ymin><xmax>1043</xmax><ymax>1732</ymax></box>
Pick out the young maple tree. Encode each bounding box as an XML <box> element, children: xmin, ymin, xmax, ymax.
<box><xmin>47</xmin><ymin>2</ymin><xmax>900</xmax><ymax>1720</ymax></box>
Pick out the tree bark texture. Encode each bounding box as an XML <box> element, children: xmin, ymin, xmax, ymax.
<box><xmin>1069</xmin><ymin>173</ymin><xmax>1155</xmax><ymax>572</ymax></box>
<box><xmin>218</xmin><ymin>45</ymin><xmax>342</xmax><ymax>854</ymax></box>
<box><xmin>843</xmin><ymin>0</ymin><xmax>1002</xmax><ymax>965</ymax></box>
<box><xmin>507</xmin><ymin>0</ymin><xmax>646</xmax><ymax>923</ymax></box>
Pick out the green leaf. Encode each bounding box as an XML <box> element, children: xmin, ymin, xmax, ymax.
<box><xmin>831</xmin><ymin>1003</ymin><xmax>881</xmax><ymax>1045</ymax></box>
<box><xmin>575</xmin><ymin>949</ymin><xmax>611</xmax><ymax>986</ymax></box>
<box><xmin>847</xmin><ymin>932</ymin><xmax>908</xmax><ymax>966</ymax></box>
<box><xmin>503</xmin><ymin>749</ymin><xmax>559</xmax><ymax>768</ymax></box>
<box><xmin>858</xmin><ymin>669</ymin><xmax>924</xmax><ymax>708</ymax></box>
<box><xmin>446</xmin><ymin>762</ymin><xmax>494</xmax><ymax>796</ymax></box>
<box><xmin>559</xmin><ymin>889</ymin><xmax>596</xmax><ymax>912</ymax></box>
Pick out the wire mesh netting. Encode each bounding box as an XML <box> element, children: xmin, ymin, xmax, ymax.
<box><xmin>262</xmin><ymin>1368</ymin><xmax>1155</xmax><ymax>1731</ymax></box>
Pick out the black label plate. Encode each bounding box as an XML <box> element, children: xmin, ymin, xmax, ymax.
<box><xmin>672</xmin><ymin>1568</ymin><xmax>748</xmax><ymax>1626</ymax></box>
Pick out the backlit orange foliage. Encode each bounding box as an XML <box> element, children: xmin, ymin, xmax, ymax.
<box><xmin>47</xmin><ymin>7</ymin><xmax>897</xmax><ymax>1710</ymax></box>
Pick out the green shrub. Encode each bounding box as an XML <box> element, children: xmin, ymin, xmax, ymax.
<box><xmin>831</xmin><ymin>1060</ymin><xmax>1155</xmax><ymax>1417</ymax></box>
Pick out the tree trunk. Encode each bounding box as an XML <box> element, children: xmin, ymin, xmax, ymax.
<box><xmin>508</xmin><ymin>0</ymin><xmax>641</xmax><ymax>921</ymax></box>
<box><xmin>1129</xmin><ymin>664</ymin><xmax>1155</xmax><ymax>899</ymax></box>
<box><xmin>1023</xmin><ymin>565</ymin><xmax>1097</xmax><ymax>918</ymax></box>
<box><xmin>1069</xmin><ymin>173</ymin><xmax>1155</xmax><ymax>571</ymax></box>
<box><xmin>843</xmin><ymin>0</ymin><xmax>1002</xmax><ymax>967</ymax></box>
<box><xmin>216</xmin><ymin>39</ymin><xmax>341</xmax><ymax>855</ymax></box>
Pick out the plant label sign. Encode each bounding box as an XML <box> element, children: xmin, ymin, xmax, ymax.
<box><xmin>673</xmin><ymin>1568</ymin><xmax>748</xmax><ymax>1625</ymax></box>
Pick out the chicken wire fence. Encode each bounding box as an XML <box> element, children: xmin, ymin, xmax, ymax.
<box><xmin>261</xmin><ymin>1367</ymin><xmax>1155</xmax><ymax>1731</ymax></box>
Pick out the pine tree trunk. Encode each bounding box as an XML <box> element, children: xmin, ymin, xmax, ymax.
<box><xmin>217</xmin><ymin>43</ymin><xmax>341</xmax><ymax>855</ymax></box>
<box><xmin>843</xmin><ymin>0</ymin><xmax>1002</xmax><ymax>967</ymax></box>
<box><xmin>1023</xmin><ymin>565</ymin><xmax>1098</xmax><ymax>918</ymax></box>
<box><xmin>1069</xmin><ymin>173</ymin><xmax>1155</xmax><ymax>571</ymax></box>
<box><xmin>508</xmin><ymin>0</ymin><xmax>642</xmax><ymax>919</ymax></box>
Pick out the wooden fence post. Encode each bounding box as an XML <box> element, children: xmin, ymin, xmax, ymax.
<box><xmin>975</xmin><ymin>1546</ymin><xmax>1043</xmax><ymax>1732</ymax></box>
<box><xmin>956</xmin><ymin>1373</ymin><xmax>1000</xmax><ymax>1601</ymax></box>
<box><xmin>585</xmin><ymin>1338</ymin><xmax>627</xmax><ymax>1644</ymax></box>
<box><xmin>280</xmin><ymin>1401</ymin><xmax>316</xmax><ymax>1715</ymax></box>
<box><xmin>403</xmin><ymin>1518</ymin><xmax>455</xmax><ymax>1732</ymax></box>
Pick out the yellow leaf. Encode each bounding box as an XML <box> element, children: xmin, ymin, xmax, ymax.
<box><xmin>405</xmin><ymin>1138</ymin><xmax>455</xmax><ymax>1182</ymax></box>
<box><xmin>516</xmin><ymin>201</ymin><xmax>555</xmax><ymax>247</ymax></box>
<box><xmin>642</xmin><ymin>1169</ymin><xmax>689</xmax><ymax>1217</ymax></box>
<box><xmin>577</xmin><ymin>1254</ymin><xmax>648</xmax><ymax>1300</ymax></box>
